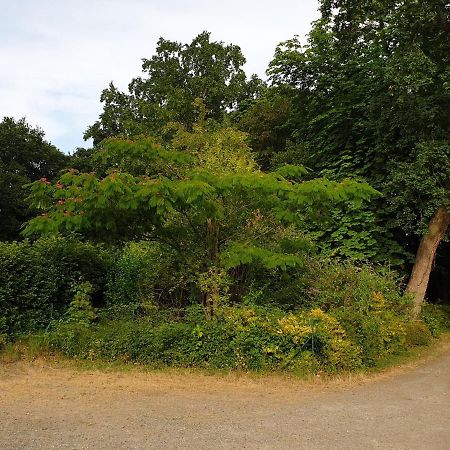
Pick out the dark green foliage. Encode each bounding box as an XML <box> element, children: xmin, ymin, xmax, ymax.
<box><xmin>0</xmin><ymin>238</ymin><xmax>110</xmax><ymax>336</ymax></box>
<box><xmin>23</xmin><ymin>124</ymin><xmax>377</xmax><ymax>312</ymax></box>
<box><xmin>404</xmin><ymin>321</ymin><xmax>433</xmax><ymax>347</ymax></box>
<box><xmin>236</xmin><ymin>87</ymin><xmax>293</xmax><ymax>169</ymax></box>
<box><xmin>252</xmin><ymin>258</ymin><xmax>406</xmax><ymax>311</ymax></box>
<box><xmin>85</xmin><ymin>32</ymin><xmax>263</xmax><ymax>144</ymax></box>
<box><xmin>0</xmin><ymin>117</ymin><xmax>68</xmax><ymax>240</ymax></box>
<box><xmin>3</xmin><ymin>237</ymin><xmax>443</xmax><ymax>372</ymax></box>
<box><xmin>421</xmin><ymin>304</ymin><xmax>450</xmax><ymax>337</ymax></box>
<box><xmin>68</xmin><ymin>147</ymin><xmax>105</xmax><ymax>174</ymax></box>
<box><xmin>105</xmin><ymin>242</ymin><xmax>186</xmax><ymax>308</ymax></box>
<box><xmin>39</xmin><ymin>294</ymin><xmax>434</xmax><ymax>373</ymax></box>
<box><xmin>33</xmin><ymin>257</ymin><xmax>439</xmax><ymax>372</ymax></box>
<box><xmin>387</xmin><ymin>142</ymin><xmax>450</xmax><ymax>237</ymax></box>
<box><xmin>260</xmin><ymin>0</ymin><xmax>450</xmax><ymax>269</ymax></box>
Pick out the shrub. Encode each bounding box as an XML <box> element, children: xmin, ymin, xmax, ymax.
<box><xmin>251</xmin><ymin>260</ymin><xmax>415</xmax><ymax>366</ymax></box>
<box><xmin>246</xmin><ymin>258</ymin><xmax>408</xmax><ymax>314</ymax></box>
<box><xmin>302</xmin><ymin>261</ymin><xmax>408</xmax><ymax>313</ymax></box>
<box><xmin>43</xmin><ymin>305</ymin><xmax>364</xmax><ymax>373</ymax></box>
<box><xmin>404</xmin><ymin>321</ymin><xmax>433</xmax><ymax>347</ymax></box>
<box><xmin>105</xmin><ymin>242</ymin><xmax>186</xmax><ymax>307</ymax></box>
<box><xmin>331</xmin><ymin>306</ymin><xmax>408</xmax><ymax>366</ymax></box>
<box><xmin>63</xmin><ymin>282</ymin><xmax>97</xmax><ymax>327</ymax></box>
<box><xmin>421</xmin><ymin>304</ymin><xmax>450</xmax><ymax>337</ymax></box>
<box><xmin>0</xmin><ymin>237</ymin><xmax>110</xmax><ymax>336</ymax></box>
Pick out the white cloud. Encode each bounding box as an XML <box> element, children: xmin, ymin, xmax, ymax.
<box><xmin>0</xmin><ymin>0</ymin><xmax>319</xmax><ymax>152</ymax></box>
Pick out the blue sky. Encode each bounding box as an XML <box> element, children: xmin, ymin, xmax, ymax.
<box><xmin>0</xmin><ymin>0</ymin><xmax>319</xmax><ymax>153</ymax></box>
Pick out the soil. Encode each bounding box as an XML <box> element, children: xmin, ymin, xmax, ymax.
<box><xmin>1</xmin><ymin>345</ymin><xmax>449</xmax><ymax>450</ymax></box>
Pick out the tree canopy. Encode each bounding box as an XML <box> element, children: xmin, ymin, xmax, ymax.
<box><xmin>85</xmin><ymin>31</ymin><xmax>263</xmax><ymax>145</ymax></box>
<box><xmin>236</xmin><ymin>0</ymin><xmax>450</xmax><ymax>313</ymax></box>
<box><xmin>0</xmin><ymin>117</ymin><xmax>68</xmax><ymax>240</ymax></box>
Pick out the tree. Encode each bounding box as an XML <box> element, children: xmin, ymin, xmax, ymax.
<box><xmin>235</xmin><ymin>86</ymin><xmax>293</xmax><ymax>170</ymax></box>
<box><xmin>266</xmin><ymin>0</ymin><xmax>450</xmax><ymax>315</ymax></box>
<box><xmin>24</xmin><ymin>119</ymin><xmax>377</xmax><ymax>317</ymax></box>
<box><xmin>0</xmin><ymin>117</ymin><xmax>68</xmax><ymax>240</ymax></box>
<box><xmin>85</xmin><ymin>31</ymin><xmax>263</xmax><ymax>145</ymax></box>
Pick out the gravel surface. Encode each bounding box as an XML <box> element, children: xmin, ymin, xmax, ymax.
<box><xmin>1</xmin><ymin>347</ymin><xmax>449</xmax><ymax>450</ymax></box>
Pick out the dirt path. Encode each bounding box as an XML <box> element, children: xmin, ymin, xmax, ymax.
<box><xmin>1</xmin><ymin>347</ymin><xmax>449</xmax><ymax>450</ymax></box>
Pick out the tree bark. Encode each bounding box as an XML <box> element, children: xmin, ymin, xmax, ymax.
<box><xmin>406</xmin><ymin>206</ymin><xmax>450</xmax><ymax>318</ymax></box>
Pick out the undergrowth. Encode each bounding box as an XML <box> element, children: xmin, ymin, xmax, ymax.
<box><xmin>4</xmin><ymin>302</ymin><xmax>448</xmax><ymax>376</ymax></box>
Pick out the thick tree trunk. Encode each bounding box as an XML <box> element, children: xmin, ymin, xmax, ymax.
<box><xmin>405</xmin><ymin>206</ymin><xmax>450</xmax><ymax>318</ymax></box>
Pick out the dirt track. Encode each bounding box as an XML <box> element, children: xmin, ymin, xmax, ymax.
<box><xmin>1</xmin><ymin>346</ymin><xmax>449</xmax><ymax>450</ymax></box>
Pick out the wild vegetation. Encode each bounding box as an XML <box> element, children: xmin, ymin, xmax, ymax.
<box><xmin>1</xmin><ymin>1</ymin><xmax>449</xmax><ymax>373</ymax></box>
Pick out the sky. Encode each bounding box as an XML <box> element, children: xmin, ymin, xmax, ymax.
<box><xmin>0</xmin><ymin>0</ymin><xmax>319</xmax><ymax>153</ymax></box>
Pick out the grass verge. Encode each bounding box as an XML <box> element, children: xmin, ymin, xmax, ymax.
<box><xmin>1</xmin><ymin>332</ymin><xmax>449</xmax><ymax>387</ymax></box>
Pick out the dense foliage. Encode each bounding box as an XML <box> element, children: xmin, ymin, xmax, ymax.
<box><xmin>0</xmin><ymin>118</ymin><xmax>68</xmax><ymax>240</ymax></box>
<box><xmin>85</xmin><ymin>32</ymin><xmax>263</xmax><ymax>144</ymax></box>
<box><xmin>0</xmin><ymin>238</ymin><xmax>110</xmax><ymax>336</ymax></box>
<box><xmin>0</xmin><ymin>237</ymin><xmax>435</xmax><ymax>372</ymax></box>
<box><xmin>24</xmin><ymin>119</ymin><xmax>378</xmax><ymax>317</ymax></box>
<box><xmin>2</xmin><ymin>6</ymin><xmax>450</xmax><ymax>372</ymax></box>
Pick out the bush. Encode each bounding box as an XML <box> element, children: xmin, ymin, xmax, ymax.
<box><xmin>31</xmin><ymin>254</ymin><xmax>427</xmax><ymax>373</ymax></box>
<box><xmin>64</xmin><ymin>282</ymin><xmax>97</xmax><ymax>327</ymax></box>
<box><xmin>0</xmin><ymin>237</ymin><xmax>111</xmax><ymax>336</ymax></box>
<box><xmin>421</xmin><ymin>304</ymin><xmax>450</xmax><ymax>336</ymax></box>
<box><xmin>42</xmin><ymin>305</ymin><xmax>365</xmax><ymax>373</ymax></box>
<box><xmin>404</xmin><ymin>321</ymin><xmax>433</xmax><ymax>347</ymax></box>
<box><xmin>302</xmin><ymin>261</ymin><xmax>408</xmax><ymax>312</ymax></box>
<box><xmin>246</xmin><ymin>259</ymin><xmax>408</xmax><ymax>314</ymax></box>
<box><xmin>105</xmin><ymin>242</ymin><xmax>186</xmax><ymax>307</ymax></box>
<box><xmin>331</xmin><ymin>307</ymin><xmax>408</xmax><ymax>365</ymax></box>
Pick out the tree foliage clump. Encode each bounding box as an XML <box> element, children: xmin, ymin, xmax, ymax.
<box><xmin>238</xmin><ymin>0</ymin><xmax>450</xmax><ymax>314</ymax></box>
<box><xmin>85</xmin><ymin>32</ymin><xmax>263</xmax><ymax>144</ymax></box>
<box><xmin>0</xmin><ymin>117</ymin><xmax>68</xmax><ymax>240</ymax></box>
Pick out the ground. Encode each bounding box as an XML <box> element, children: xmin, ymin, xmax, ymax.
<box><xmin>1</xmin><ymin>342</ymin><xmax>449</xmax><ymax>450</ymax></box>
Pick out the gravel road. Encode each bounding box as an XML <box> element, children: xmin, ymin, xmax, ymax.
<box><xmin>1</xmin><ymin>346</ymin><xmax>449</xmax><ymax>450</ymax></box>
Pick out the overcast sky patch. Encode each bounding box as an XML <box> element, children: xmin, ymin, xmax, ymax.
<box><xmin>0</xmin><ymin>0</ymin><xmax>319</xmax><ymax>153</ymax></box>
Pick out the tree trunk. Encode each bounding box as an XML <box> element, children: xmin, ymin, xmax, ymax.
<box><xmin>405</xmin><ymin>206</ymin><xmax>450</xmax><ymax>318</ymax></box>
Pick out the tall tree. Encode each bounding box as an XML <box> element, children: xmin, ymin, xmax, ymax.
<box><xmin>0</xmin><ymin>117</ymin><xmax>68</xmax><ymax>240</ymax></box>
<box><xmin>24</xmin><ymin>121</ymin><xmax>376</xmax><ymax>316</ymax></box>
<box><xmin>266</xmin><ymin>0</ymin><xmax>450</xmax><ymax>315</ymax></box>
<box><xmin>85</xmin><ymin>31</ymin><xmax>263</xmax><ymax>145</ymax></box>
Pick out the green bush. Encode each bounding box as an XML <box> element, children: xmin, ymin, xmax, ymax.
<box><xmin>246</xmin><ymin>261</ymin><xmax>413</xmax><ymax>367</ymax></box>
<box><xmin>404</xmin><ymin>321</ymin><xmax>433</xmax><ymax>347</ymax></box>
<box><xmin>33</xmin><ymin>254</ymin><xmax>428</xmax><ymax>373</ymax></box>
<box><xmin>43</xmin><ymin>305</ymin><xmax>365</xmax><ymax>373</ymax></box>
<box><xmin>64</xmin><ymin>282</ymin><xmax>97</xmax><ymax>327</ymax></box>
<box><xmin>105</xmin><ymin>242</ymin><xmax>186</xmax><ymax>307</ymax></box>
<box><xmin>331</xmin><ymin>307</ymin><xmax>408</xmax><ymax>366</ymax></box>
<box><xmin>302</xmin><ymin>261</ymin><xmax>408</xmax><ymax>312</ymax></box>
<box><xmin>0</xmin><ymin>237</ymin><xmax>110</xmax><ymax>336</ymax></box>
<box><xmin>421</xmin><ymin>304</ymin><xmax>450</xmax><ymax>337</ymax></box>
<box><xmin>247</xmin><ymin>259</ymin><xmax>408</xmax><ymax>314</ymax></box>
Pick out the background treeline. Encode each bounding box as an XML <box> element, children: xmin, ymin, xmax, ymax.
<box><xmin>1</xmin><ymin>0</ymin><xmax>449</xmax><ymax>372</ymax></box>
